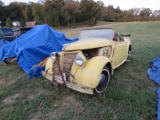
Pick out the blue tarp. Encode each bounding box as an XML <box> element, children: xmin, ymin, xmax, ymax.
<box><xmin>148</xmin><ymin>56</ymin><xmax>160</xmax><ymax>120</ymax></box>
<box><xmin>0</xmin><ymin>24</ymin><xmax>78</xmax><ymax>77</ymax></box>
<box><xmin>29</xmin><ymin>66</ymin><xmax>45</xmax><ymax>79</ymax></box>
<box><xmin>0</xmin><ymin>39</ymin><xmax>9</xmax><ymax>49</ymax></box>
<box><xmin>157</xmin><ymin>88</ymin><xmax>160</xmax><ymax>120</ymax></box>
<box><xmin>148</xmin><ymin>56</ymin><xmax>160</xmax><ymax>84</ymax></box>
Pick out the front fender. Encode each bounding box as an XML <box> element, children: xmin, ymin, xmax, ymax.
<box><xmin>74</xmin><ymin>56</ymin><xmax>110</xmax><ymax>88</ymax></box>
<box><xmin>45</xmin><ymin>57</ymin><xmax>54</xmax><ymax>74</ymax></box>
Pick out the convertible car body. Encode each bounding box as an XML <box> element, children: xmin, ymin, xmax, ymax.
<box><xmin>42</xmin><ymin>28</ymin><xmax>131</xmax><ymax>94</ymax></box>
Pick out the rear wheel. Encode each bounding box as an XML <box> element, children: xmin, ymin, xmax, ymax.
<box><xmin>94</xmin><ymin>66</ymin><xmax>110</xmax><ymax>94</ymax></box>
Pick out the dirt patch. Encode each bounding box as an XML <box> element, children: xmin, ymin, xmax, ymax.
<box><xmin>0</xmin><ymin>78</ymin><xmax>16</xmax><ymax>88</ymax></box>
<box><xmin>30</xmin><ymin>111</ymin><xmax>42</xmax><ymax>120</ymax></box>
<box><xmin>0</xmin><ymin>80</ymin><xmax>5</xmax><ymax>86</ymax></box>
<box><xmin>4</xmin><ymin>80</ymin><xmax>16</xmax><ymax>88</ymax></box>
<box><xmin>28</xmin><ymin>89</ymin><xmax>44</xmax><ymax>99</ymax></box>
<box><xmin>31</xmin><ymin>95</ymin><xmax>83</xmax><ymax>120</ymax></box>
<box><xmin>3</xmin><ymin>93</ymin><xmax>20</xmax><ymax>105</ymax></box>
<box><xmin>48</xmin><ymin>95</ymin><xmax>83</xmax><ymax>119</ymax></box>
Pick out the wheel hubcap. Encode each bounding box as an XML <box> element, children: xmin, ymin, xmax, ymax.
<box><xmin>96</xmin><ymin>74</ymin><xmax>106</xmax><ymax>90</ymax></box>
<box><xmin>95</xmin><ymin>69</ymin><xmax>110</xmax><ymax>93</ymax></box>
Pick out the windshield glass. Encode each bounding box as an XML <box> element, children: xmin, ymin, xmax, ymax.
<box><xmin>2</xmin><ymin>28</ymin><xmax>13</xmax><ymax>35</ymax></box>
<box><xmin>0</xmin><ymin>29</ymin><xmax>3</xmax><ymax>35</ymax></box>
<box><xmin>79</xmin><ymin>29</ymin><xmax>114</xmax><ymax>40</ymax></box>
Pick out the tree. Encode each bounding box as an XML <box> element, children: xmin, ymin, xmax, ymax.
<box><xmin>51</xmin><ymin>0</ymin><xmax>64</xmax><ymax>27</ymax></box>
<box><xmin>80</xmin><ymin>0</ymin><xmax>102</xmax><ymax>26</ymax></box>
<box><xmin>128</xmin><ymin>8</ymin><xmax>141</xmax><ymax>21</ymax></box>
<box><xmin>20</xmin><ymin>19</ymin><xmax>25</xmax><ymax>27</ymax></box>
<box><xmin>32</xmin><ymin>3</ymin><xmax>43</xmax><ymax>24</ymax></box>
<box><xmin>6</xmin><ymin>17</ymin><xmax>12</xmax><ymax>27</ymax></box>
<box><xmin>43</xmin><ymin>0</ymin><xmax>64</xmax><ymax>27</ymax></box>
<box><xmin>139</xmin><ymin>8</ymin><xmax>152</xmax><ymax>21</ymax></box>
<box><xmin>18</xmin><ymin>2</ymin><xmax>27</xmax><ymax>19</ymax></box>
<box><xmin>114</xmin><ymin>6</ymin><xmax>123</xmax><ymax>21</ymax></box>
<box><xmin>24</xmin><ymin>4</ymin><xmax>33</xmax><ymax>21</ymax></box>
<box><xmin>120</xmin><ymin>10</ymin><xmax>134</xmax><ymax>22</ymax></box>
<box><xmin>0</xmin><ymin>0</ymin><xmax>4</xmax><ymax>25</ymax></box>
<box><xmin>43</xmin><ymin>0</ymin><xmax>55</xmax><ymax>26</ymax></box>
<box><xmin>8</xmin><ymin>2</ymin><xmax>24</xmax><ymax>21</ymax></box>
<box><xmin>61</xmin><ymin>0</ymin><xmax>80</xmax><ymax>26</ymax></box>
<box><xmin>151</xmin><ymin>10</ymin><xmax>160</xmax><ymax>20</ymax></box>
<box><xmin>101</xmin><ymin>5</ymin><xmax>116</xmax><ymax>22</ymax></box>
<box><xmin>1</xmin><ymin>0</ymin><xmax>160</xmax><ymax>27</ymax></box>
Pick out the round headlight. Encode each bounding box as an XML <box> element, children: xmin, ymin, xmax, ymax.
<box><xmin>50</xmin><ymin>52</ymin><xmax>56</xmax><ymax>60</ymax></box>
<box><xmin>75</xmin><ymin>56</ymin><xmax>84</xmax><ymax>66</ymax></box>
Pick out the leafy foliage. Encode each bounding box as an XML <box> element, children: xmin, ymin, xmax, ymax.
<box><xmin>5</xmin><ymin>17</ymin><xmax>12</xmax><ymax>27</ymax></box>
<box><xmin>0</xmin><ymin>0</ymin><xmax>160</xmax><ymax>27</ymax></box>
<box><xmin>20</xmin><ymin>19</ymin><xmax>25</xmax><ymax>27</ymax></box>
<box><xmin>80</xmin><ymin>0</ymin><xmax>102</xmax><ymax>25</ymax></box>
<box><xmin>32</xmin><ymin>3</ymin><xmax>43</xmax><ymax>24</ymax></box>
<box><xmin>61</xmin><ymin>0</ymin><xmax>80</xmax><ymax>26</ymax></box>
<box><xmin>43</xmin><ymin>0</ymin><xmax>64</xmax><ymax>27</ymax></box>
<box><xmin>24</xmin><ymin>5</ymin><xmax>33</xmax><ymax>22</ymax></box>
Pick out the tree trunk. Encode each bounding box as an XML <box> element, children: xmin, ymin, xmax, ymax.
<box><xmin>58</xmin><ymin>18</ymin><xmax>60</xmax><ymax>28</ymax></box>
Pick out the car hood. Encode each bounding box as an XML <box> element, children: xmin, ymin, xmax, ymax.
<box><xmin>64</xmin><ymin>38</ymin><xmax>113</xmax><ymax>51</ymax></box>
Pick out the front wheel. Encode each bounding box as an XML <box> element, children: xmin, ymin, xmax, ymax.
<box><xmin>94</xmin><ymin>66</ymin><xmax>110</xmax><ymax>94</ymax></box>
<box><xmin>128</xmin><ymin>46</ymin><xmax>132</xmax><ymax>59</ymax></box>
<box><xmin>128</xmin><ymin>50</ymin><xmax>132</xmax><ymax>58</ymax></box>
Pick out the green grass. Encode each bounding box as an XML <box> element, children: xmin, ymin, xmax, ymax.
<box><xmin>0</xmin><ymin>21</ymin><xmax>160</xmax><ymax>120</ymax></box>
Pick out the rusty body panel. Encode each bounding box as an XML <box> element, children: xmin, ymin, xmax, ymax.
<box><xmin>42</xmin><ymin>71</ymin><xmax>93</xmax><ymax>94</ymax></box>
<box><xmin>43</xmin><ymin>52</ymin><xmax>94</xmax><ymax>94</ymax></box>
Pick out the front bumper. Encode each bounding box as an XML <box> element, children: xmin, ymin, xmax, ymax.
<box><xmin>42</xmin><ymin>71</ymin><xmax>93</xmax><ymax>94</ymax></box>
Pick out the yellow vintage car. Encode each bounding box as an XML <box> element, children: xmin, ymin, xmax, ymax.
<box><xmin>42</xmin><ymin>28</ymin><xmax>131</xmax><ymax>94</ymax></box>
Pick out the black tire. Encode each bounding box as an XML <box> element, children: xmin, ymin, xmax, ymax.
<box><xmin>94</xmin><ymin>66</ymin><xmax>110</xmax><ymax>94</ymax></box>
<box><xmin>128</xmin><ymin>50</ymin><xmax>132</xmax><ymax>59</ymax></box>
<box><xmin>128</xmin><ymin>46</ymin><xmax>132</xmax><ymax>59</ymax></box>
<box><xmin>3</xmin><ymin>58</ymin><xmax>10</xmax><ymax>64</ymax></box>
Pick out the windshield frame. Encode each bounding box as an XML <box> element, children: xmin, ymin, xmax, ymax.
<box><xmin>79</xmin><ymin>28</ymin><xmax>115</xmax><ymax>40</ymax></box>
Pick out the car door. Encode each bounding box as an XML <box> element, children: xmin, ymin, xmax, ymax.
<box><xmin>112</xmin><ymin>40</ymin><xmax>128</xmax><ymax>68</ymax></box>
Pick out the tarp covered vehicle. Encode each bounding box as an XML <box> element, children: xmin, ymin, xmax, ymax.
<box><xmin>0</xmin><ymin>39</ymin><xmax>9</xmax><ymax>49</ymax></box>
<box><xmin>42</xmin><ymin>28</ymin><xmax>132</xmax><ymax>94</ymax></box>
<box><xmin>0</xmin><ymin>24</ymin><xmax>78</xmax><ymax>77</ymax></box>
<box><xmin>0</xmin><ymin>27</ymin><xmax>16</xmax><ymax>41</ymax></box>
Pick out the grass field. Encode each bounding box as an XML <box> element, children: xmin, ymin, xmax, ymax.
<box><xmin>0</xmin><ymin>21</ymin><xmax>160</xmax><ymax>120</ymax></box>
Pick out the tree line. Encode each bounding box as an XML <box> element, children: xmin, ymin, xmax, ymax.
<box><xmin>0</xmin><ymin>0</ymin><xmax>160</xmax><ymax>27</ymax></box>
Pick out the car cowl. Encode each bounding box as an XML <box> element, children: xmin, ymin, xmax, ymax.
<box><xmin>64</xmin><ymin>38</ymin><xmax>113</xmax><ymax>51</ymax></box>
